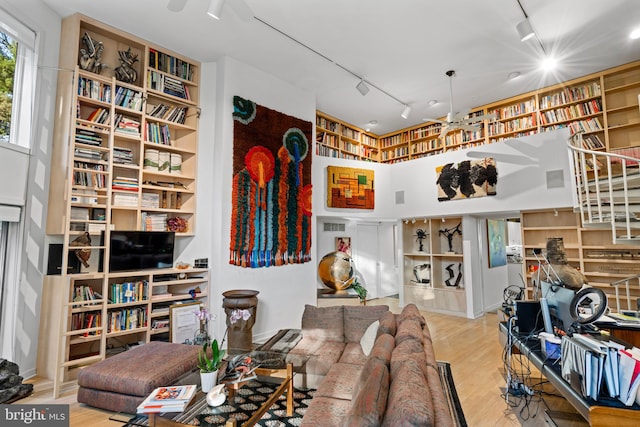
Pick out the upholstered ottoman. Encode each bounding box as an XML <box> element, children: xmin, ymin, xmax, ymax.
<box><xmin>77</xmin><ymin>342</ymin><xmax>200</xmax><ymax>414</ymax></box>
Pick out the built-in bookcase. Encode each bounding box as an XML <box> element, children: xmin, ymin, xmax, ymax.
<box><xmin>41</xmin><ymin>13</ymin><xmax>206</xmax><ymax>399</ymax></box>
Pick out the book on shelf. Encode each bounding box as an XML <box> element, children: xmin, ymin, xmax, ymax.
<box><xmin>136</xmin><ymin>384</ymin><xmax>197</xmax><ymax>414</ymax></box>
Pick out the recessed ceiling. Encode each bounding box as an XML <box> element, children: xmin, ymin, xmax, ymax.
<box><xmin>40</xmin><ymin>0</ymin><xmax>640</xmax><ymax>135</ymax></box>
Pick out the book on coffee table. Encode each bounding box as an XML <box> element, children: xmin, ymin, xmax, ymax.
<box><xmin>136</xmin><ymin>384</ymin><xmax>197</xmax><ymax>414</ymax></box>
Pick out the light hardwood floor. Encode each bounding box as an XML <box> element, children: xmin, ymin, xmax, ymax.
<box><xmin>22</xmin><ymin>296</ymin><xmax>588</xmax><ymax>427</ymax></box>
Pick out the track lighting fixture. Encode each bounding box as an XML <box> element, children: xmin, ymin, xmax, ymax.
<box><xmin>401</xmin><ymin>105</ymin><xmax>411</xmax><ymax>119</ymax></box>
<box><xmin>207</xmin><ymin>0</ymin><xmax>225</xmax><ymax>19</ymax></box>
<box><xmin>404</xmin><ymin>219</ymin><xmax>409</xmax><ymax>224</ymax></box>
<box><xmin>411</xmin><ymin>218</ymin><xmax>416</xmax><ymax>224</ymax></box>
<box><xmin>554</xmin><ymin>209</ymin><xmax>558</xmax><ymax>217</ymax></box>
<box><xmin>356</xmin><ymin>79</ymin><xmax>370</xmax><ymax>96</ymax></box>
<box><xmin>424</xmin><ymin>218</ymin><xmax>428</xmax><ymax>224</ymax></box>
<box><xmin>442</xmin><ymin>217</ymin><xmax>446</xmax><ymax>223</ymax></box>
<box><xmin>516</xmin><ymin>18</ymin><xmax>535</xmax><ymax>42</ymax></box>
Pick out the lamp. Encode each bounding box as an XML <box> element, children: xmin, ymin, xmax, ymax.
<box><xmin>356</xmin><ymin>79</ymin><xmax>370</xmax><ymax>96</ymax></box>
<box><xmin>207</xmin><ymin>0</ymin><xmax>225</xmax><ymax>19</ymax></box>
<box><xmin>401</xmin><ymin>105</ymin><xmax>411</xmax><ymax>119</ymax></box>
<box><xmin>516</xmin><ymin>18</ymin><xmax>535</xmax><ymax>42</ymax></box>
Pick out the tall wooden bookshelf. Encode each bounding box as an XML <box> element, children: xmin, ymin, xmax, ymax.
<box><xmin>40</xmin><ymin>14</ymin><xmax>205</xmax><ymax>398</ymax></box>
<box><xmin>316</xmin><ymin>111</ymin><xmax>379</xmax><ymax>161</ymax></box>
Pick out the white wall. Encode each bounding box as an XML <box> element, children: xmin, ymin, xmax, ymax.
<box><xmin>208</xmin><ymin>56</ymin><xmax>317</xmax><ymax>343</ymax></box>
<box><xmin>0</xmin><ymin>0</ymin><xmax>62</xmax><ymax>377</ymax></box>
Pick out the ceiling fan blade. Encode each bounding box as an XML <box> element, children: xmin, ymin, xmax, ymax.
<box><xmin>439</xmin><ymin>125</ymin><xmax>450</xmax><ymax>139</ymax></box>
<box><xmin>422</xmin><ymin>117</ymin><xmax>446</xmax><ymax>124</ymax></box>
<box><xmin>228</xmin><ymin>0</ymin><xmax>254</xmax><ymax>21</ymax></box>
<box><xmin>167</xmin><ymin>0</ymin><xmax>187</xmax><ymax>12</ymax></box>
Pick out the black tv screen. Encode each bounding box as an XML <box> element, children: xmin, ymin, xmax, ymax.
<box><xmin>107</xmin><ymin>231</ymin><xmax>175</xmax><ymax>272</ymax></box>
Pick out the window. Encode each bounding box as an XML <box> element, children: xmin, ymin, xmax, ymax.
<box><xmin>0</xmin><ymin>9</ymin><xmax>37</xmax><ymax>149</ymax></box>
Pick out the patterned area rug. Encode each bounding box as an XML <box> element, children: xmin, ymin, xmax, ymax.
<box><xmin>126</xmin><ymin>381</ymin><xmax>314</xmax><ymax>427</ymax></box>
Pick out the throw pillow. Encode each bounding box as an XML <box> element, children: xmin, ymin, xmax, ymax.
<box><xmin>360</xmin><ymin>320</ymin><xmax>379</xmax><ymax>356</ymax></box>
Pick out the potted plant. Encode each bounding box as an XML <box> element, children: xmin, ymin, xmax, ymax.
<box><xmin>351</xmin><ymin>279</ymin><xmax>367</xmax><ymax>305</ymax></box>
<box><xmin>198</xmin><ymin>339</ymin><xmax>225</xmax><ymax>392</ymax></box>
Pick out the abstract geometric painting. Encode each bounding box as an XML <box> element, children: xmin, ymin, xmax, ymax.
<box><xmin>435</xmin><ymin>157</ymin><xmax>497</xmax><ymax>202</ymax></box>
<box><xmin>229</xmin><ymin>96</ymin><xmax>312</xmax><ymax>268</ymax></box>
<box><xmin>326</xmin><ymin>166</ymin><xmax>374</xmax><ymax>209</ymax></box>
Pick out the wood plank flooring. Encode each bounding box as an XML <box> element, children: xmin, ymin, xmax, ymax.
<box><xmin>20</xmin><ymin>297</ymin><xmax>588</xmax><ymax>426</ymax></box>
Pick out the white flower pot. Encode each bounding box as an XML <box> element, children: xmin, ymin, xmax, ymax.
<box><xmin>200</xmin><ymin>370</ymin><xmax>218</xmax><ymax>393</ymax></box>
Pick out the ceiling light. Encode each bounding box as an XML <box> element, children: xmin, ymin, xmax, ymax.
<box><xmin>368</xmin><ymin>120</ymin><xmax>378</xmax><ymax>125</ymax></box>
<box><xmin>401</xmin><ymin>105</ymin><xmax>411</xmax><ymax>119</ymax></box>
<box><xmin>516</xmin><ymin>19</ymin><xmax>535</xmax><ymax>42</ymax></box>
<box><xmin>356</xmin><ymin>79</ymin><xmax>370</xmax><ymax>96</ymax></box>
<box><xmin>508</xmin><ymin>71</ymin><xmax>521</xmax><ymax>80</ymax></box>
<box><xmin>428</xmin><ymin>100</ymin><xmax>438</xmax><ymax>106</ymax></box>
<box><xmin>167</xmin><ymin>0</ymin><xmax>187</xmax><ymax>12</ymax></box>
<box><xmin>207</xmin><ymin>0</ymin><xmax>225</xmax><ymax>19</ymax></box>
<box><xmin>541</xmin><ymin>56</ymin><xmax>557</xmax><ymax>71</ymax></box>
<box><xmin>630</xmin><ymin>28</ymin><xmax>640</xmax><ymax>39</ymax></box>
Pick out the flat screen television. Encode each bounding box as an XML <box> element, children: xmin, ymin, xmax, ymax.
<box><xmin>105</xmin><ymin>231</ymin><xmax>175</xmax><ymax>272</ymax></box>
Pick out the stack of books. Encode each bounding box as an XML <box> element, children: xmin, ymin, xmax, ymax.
<box><xmin>75</xmin><ymin>129</ymin><xmax>103</xmax><ymax>146</ymax></box>
<box><xmin>141</xmin><ymin>212</ymin><xmax>168</xmax><ymax>231</ymax></box>
<box><xmin>113</xmin><ymin>146</ymin><xmax>134</xmax><ymax>164</ymax></box>
<box><xmin>112</xmin><ymin>176</ymin><xmax>139</xmax><ymax>192</ymax></box>
<box><xmin>114</xmin><ymin>114</ymin><xmax>141</xmax><ymax>136</ymax></box>
<box><xmin>113</xmin><ymin>192</ymin><xmax>138</xmax><ymax>207</ymax></box>
<box><xmin>136</xmin><ymin>384</ymin><xmax>197</xmax><ymax>414</ymax></box>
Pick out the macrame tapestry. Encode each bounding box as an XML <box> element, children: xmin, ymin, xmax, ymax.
<box><xmin>229</xmin><ymin>96</ymin><xmax>312</xmax><ymax>268</ymax></box>
<box><xmin>436</xmin><ymin>157</ymin><xmax>497</xmax><ymax>202</ymax></box>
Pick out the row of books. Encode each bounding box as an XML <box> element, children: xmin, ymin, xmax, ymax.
<box><xmin>539</xmin><ymin>82</ymin><xmax>602</xmax><ymax>109</ymax></box>
<box><xmin>75</xmin><ymin>129</ymin><xmax>104</xmax><ymax>147</ymax></box>
<box><xmin>561</xmin><ymin>333</ymin><xmax>640</xmax><ymax>406</ymax></box>
<box><xmin>146</xmin><ymin>122</ymin><xmax>172</xmax><ymax>145</ymax></box>
<box><xmin>73</xmin><ymin>163</ymin><xmax>107</xmax><ymax>188</ymax></box>
<box><xmin>113</xmin><ymin>146</ymin><xmax>134</xmax><ymax>164</ymax></box>
<box><xmin>115</xmin><ymin>86</ymin><xmax>144</xmax><ymax>112</ymax></box>
<box><xmin>539</xmin><ymin>99</ymin><xmax>603</xmax><ymax>125</ymax></box>
<box><xmin>141</xmin><ymin>212</ymin><xmax>168</xmax><ymax>231</ymax></box>
<box><xmin>114</xmin><ymin>114</ymin><xmax>141</xmax><ymax>136</ymax></box>
<box><xmin>147</xmin><ymin>103</ymin><xmax>188</xmax><ymax>124</ymax></box>
<box><xmin>316</xmin><ymin>116</ymin><xmax>338</xmax><ymax>132</ymax></box>
<box><xmin>491</xmin><ymin>99</ymin><xmax>536</xmax><ymax>119</ymax></box>
<box><xmin>78</xmin><ymin>76</ymin><xmax>111</xmax><ymax>103</ymax></box>
<box><xmin>73</xmin><ymin>285</ymin><xmax>101</xmax><ymax>304</ymax></box>
<box><xmin>107</xmin><ymin>307</ymin><xmax>147</xmax><ymax>333</ymax></box>
<box><xmin>85</xmin><ymin>107</ymin><xmax>110</xmax><ymax>125</ymax></box>
<box><xmin>148</xmin><ymin>71</ymin><xmax>191</xmax><ymax>100</ymax></box>
<box><xmin>74</xmin><ymin>147</ymin><xmax>103</xmax><ymax>161</ymax></box>
<box><xmin>487</xmin><ymin>115</ymin><xmax>537</xmax><ymax>136</ymax></box>
<box><xmin>148</xmin><ymin>48</ymin><xmax>194</xmax><ymax>82</ymax></box>
<box><xmin>581</xmin><ymin>134</ymin><xmax>605</xmax><ymax>150</ymax></box>
<box><xmin>71</xmin><ymin>311</ymin><xmax>101</xmax><ymax>336</ymax></box>
<box><xmin>112</xmin><ymin>176</ymin><xmax>139</xmax><ymax>193</ymax></box>
<box><xmin>141</xmin><ymin>192</ymin><xmax>160</xmax><ymax>209</ymax></box>
<box><xmin>109</xmin><ymin>280</ymin><xmax>148</xmax><ymax>304</ymax></box>
<box><xmin>113</xmin><ymin>192</ymin><xmax>138</xmax><ymax>207</ymax></box>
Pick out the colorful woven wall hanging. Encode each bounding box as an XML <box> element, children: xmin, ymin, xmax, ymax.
<box><xmin>326</xmin><ymin>166</ymin><xmax>374</xmax><ymax>209</ymax></box>
<box><xmin>229</xmin><ymin>96</ymin><xmax>312</xmax><ymax>268</ymax></box>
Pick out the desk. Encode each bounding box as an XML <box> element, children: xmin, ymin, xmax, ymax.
<box><xmin>499</xmin><ymin>322</ymin><xmax>640</xmax><ymax>426</ymax></box>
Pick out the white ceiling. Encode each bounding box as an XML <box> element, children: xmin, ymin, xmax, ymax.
<box><xmin>40</xmin><ymin>0</ymin><xmax>640</xmax><ymax>135</ymax></box>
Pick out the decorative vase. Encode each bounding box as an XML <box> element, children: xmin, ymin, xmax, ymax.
<box><xmin>200</xmin><ymin>370</ymin><xmax>218</xmax><ymax>393</ymax></box>
<box><xmin>222</xmin><ymin>290</ymin><xmax>259</xmax><ymax>355</ymax></box>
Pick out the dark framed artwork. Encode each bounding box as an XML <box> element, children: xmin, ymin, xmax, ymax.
<box><xmin>436</xmin><ymin>157</ymin><xmax>497</xmax><ymax>202</ymax></box>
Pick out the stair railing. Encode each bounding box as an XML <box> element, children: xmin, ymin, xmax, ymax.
<box><xmin>568</xmin><ymin>133</ymin><xmax>640</xmax><ymax>243</ymax></box>
<box><xmin>610</xmin><ymin>274</ymin><xmax>640</xmax><ymax>312</ymax></box>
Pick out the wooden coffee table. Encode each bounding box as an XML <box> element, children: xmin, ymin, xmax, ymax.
<box><xmin>146</xmin><ymin>362</ymin><xmax>294</xmax><ymax>427</ymax></box>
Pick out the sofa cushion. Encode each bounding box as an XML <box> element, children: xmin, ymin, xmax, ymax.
<box><xmin>397</xmin><ymin>303</ymin><xmax>426</xmax><ymax>327</ymax></box>
<box><xmin>342</xmin><ymin>362</ymin><xmax>389</xmax><ymax>427</ymax></box>
<box><xmin>301</xmin><ymin>396</ymin><xmax>352</xmax><ymax>427</ymax></box>
<box><xmin>343</xmin><ymin>305</ymin><xmax>389</xmax><ymax>342</ymax></box>
<box><xmin>291</xmin><ymin>340</ymin><xmax>346</xmax><ymax>378</ymax></box>
<box><xmin>369</xmin><ymin>333</ymin><xmax>395</xmax><ymax>365</ymax></box>
<box><xmin>359</xmin><ymin>320</ymin><xmax>379</xmax><ymax>355</ymax></box>
<box><xmin>338</xmin><ymin>342</ymin><xmax>367</xmax><ymax>365</ymax></box>
<box><xmin>395</xmin><ymin>317</ymin><xmax>424</xmax><ymax>345</ymax></box>
<box><xmin>382</xmin><ymin>359</ymin><xmax>435</xmax><ymax>427</ymax></box>
<box><xmin>316</xmin><ymin>362</ymin><xmax>363</xmax><ymax>400</ymax></box>
<box><xmin>377</xmin><ymin>311</ymin><xmax>397</xmax><ymax>338</ymax></box>
<box><xmin>302</xmin><ymin>305</ymin><xmax>345</xmax><ymax>342</ymax></box>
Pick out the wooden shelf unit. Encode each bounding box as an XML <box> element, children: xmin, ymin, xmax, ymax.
<box><xmin>520</xmin><ymin>209</ymin><xmax>640</xmax><ymax>311</ymax></box>
<box><xmin>402</xmin><ymin>217</ymin><xmax>466</xmax><ymax>316</ymax></box>
<box><xmin>316</xmin><ymin>111</ymin><xmax>379</xmax><ymax>161</ymax></box>
<box><xmin>39</xmin><ymin>268</ymin><xmax>209</xmax><ymax>398</ymax></box>
<box><xmin>41</xmin><ymin>13</ymin><xmax>203</xmax><ymax>397</ymax></box>
<box><xmin>315</xmin><ymin>60</ymin><xmax>640</xmax><ymax>164</ymax></box>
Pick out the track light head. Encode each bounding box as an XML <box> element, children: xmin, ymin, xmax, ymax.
<box><xmin>401</xmin><ymin>105</ymin><xmax>411</xmax><ymax>119</ymax></box>
<box><xmin>207</xmin><ymin>0</ymin><xmax>225</xmax><ymax>19</ymax></box>
<box><xmin>516</xmin><ymin>18</ymin><xmax>535</xmax><ymax>42</ymax></box>
<box><xmin>356</xmin><ymin>79</ymin><xmax>370</xmax><ymax>96</ymax></box>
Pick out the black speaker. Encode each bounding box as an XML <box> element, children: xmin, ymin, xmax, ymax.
<box><xmin>47</xmin><ymin>244</ymin><xmax>81</xmax><ymax>275</ymax></box>
<box><xmin>515</xmin><ymin>301</ymin><xmax>544</xmax><ymax>334</ymax></box>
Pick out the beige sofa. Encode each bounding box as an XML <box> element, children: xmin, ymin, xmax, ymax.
<box><xmin>284</xmin><ymin>303</ymin><xmax>464</xmax><ymax>427</ymax></box>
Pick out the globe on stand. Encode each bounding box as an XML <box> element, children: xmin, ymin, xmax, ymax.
<box><xmin>318</xmin><ymin>251</ymin><xmax>356</xmax><ymax>291</ymax></box>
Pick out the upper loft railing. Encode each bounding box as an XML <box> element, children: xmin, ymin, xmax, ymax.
<box><xmin>568</xmin><ymin>133</ymin><xmax>640</xmax><ymax>245</ymax></box>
